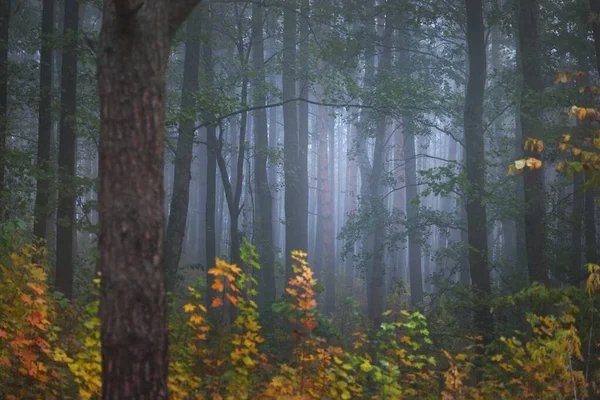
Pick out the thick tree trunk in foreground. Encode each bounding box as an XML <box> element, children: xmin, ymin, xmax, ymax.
<box><xmin>464</xmin><ymin>0</ymin><xmax>494</xmax><ymax>343</ymax></box>
<box><xmin>97</xmin><ymin>0</ymin><xmax>199</xmax><ymax>397</ymax></box>
<box><xmin>33</xmin><ymin>0</ymin><xmax>54</xmax><ymax>241</ymax></box>
<box><xmin>518</xmin><ymin>0</ymin><xmax>548</xmax><ymax>284</ymax></box>
<box><xmin>165</xmin><ymin>11</ymin><xmax>202</xmax><ymax>292</ymax></box>
<box><xmin>55</xmin><ymin>0</ymin><xmax>79</xmax><ymax>299</ymax></box>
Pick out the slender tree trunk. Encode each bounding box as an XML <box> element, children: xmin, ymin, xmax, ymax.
<box><xmin>518</xmin><ymin>0</ymin><xmax>548</xmax><ymax>284</ymax></box>
<box><xmin>283</xmin><ymin>0</ymin><xmax>302</xmax><ymax>277</ymax></box>
<box><xmin>404</xmin><ymin>121</ymin><xmax>424</xmax><ymax>306</ymax></box>
<box><xmin>585</xmin><ymin>172</ymin><xmax>598</xmax><ymax>265</ymax></box>
<box><xmin>0</xmin><ymin>0</ymin><xmax>9</xmax><ymax>211</ymax></box>
<box><xmin>318</xmin><ymin>100</ymin><xmax>335</xmax><ymax>315</ymax></box>
<box><xmin>252</xmin><ymin>3</ymin><xmax>275</xmax><ymax>308</ymax></box>
<box><xmin>97</xmin><ymin>0</ymin><xmax>200</xmax><ymax>396</ymax></box>
<box><xmin>55</xmin><ymin>0</ymin><xmax>79</xmax><ymax>299</ymax></box>
<box><xmin>344</xmin><ymin>123</ymin><xmax>358</xmax><ymax>292</ymax></box>
<box><xmin>203</xmin><ymin>8</ymin><xmax>217</xmax><ymax>310</ymax></box>
<box><xmin>297</xmin><ymin>0</ymin><xmax>309</xmax><ymax>260</ymax></box>
<box><xmin>590</xmin><ymin>0</ymin><xmax>600</xmax><ymax>75</ymax></box>
<box><xmin>464</xmin><ymin>0</ymin><xmax>494</xmax><ymax>343</ymax></box>
<box><xmin>571</xmin><ymin>173</ymin><xmax>584</xmax><ymax>282</ymax></box>
<box><xmin>33</xmin><ymin>0</ymin><xmax>54</xmax><ymax>241</ymax></box>
<box><xmin>164</xmin><ymin>10</ymin><xmax>201</xmax><ymax>292</ymax></box>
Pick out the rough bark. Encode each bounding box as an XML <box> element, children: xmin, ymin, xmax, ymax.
<box><xmin>518</xmin><ymin>0</ymin><xmax>548</xmax><ymax>284</ymax></box>
<box><xmin>55</xmin><ymin>0</ymin><xmax>79</xmax><ymax>299</ymax></box>
<box><xmin>97</xmin><ymin>0</ymin><xmax>200</xmax><ymax>397</ymax></box>
<box><xmin>164</xmin><ymin>11</ymin><xmax>202</xmax><ymax>292</ymax></box>
<box><xmin>464</xmin><ymin>0</ymin><xmax>494</xmax><ymax>343</ymax></box>
<box><xmin>252</xmin><ymin>2</ymin><xmax>276</xmax><ymax>308</ymax></box>
<box><xmin>33</xmin><ymin>0</ymin><xmax>54</xmax><ymax>241</ymax></box>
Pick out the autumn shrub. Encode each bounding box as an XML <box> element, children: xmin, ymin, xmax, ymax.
<box><xmin>0</xmin><ymin>236</ymin><xmax>71</xmax><ymax>398</ymax></box>
<box><xmin>4</xmin><ymin>226</ymin><xmax>600</xmax><ymax>399</ymax></box>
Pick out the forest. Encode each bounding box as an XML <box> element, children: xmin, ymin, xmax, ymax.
<box><xmin>4</xmin><ymin>0</ymin><xmax>600</xmax><ymax>398</ymax></box>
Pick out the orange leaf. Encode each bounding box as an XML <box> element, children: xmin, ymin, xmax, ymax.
<box><xmin>0</xmin><ymin>329</ymin><xmax>7</xmax><ymax>339</ymax></box>
<box><xmin>226</xmin><ymin>293</ymin><xmax>238</xmax><ymax>306</ymax></box>
<box><xmin>211</xmin><ymin>297</ymin><xmax>223</xmax><ymax>308</ymax></box>
<box><xmin>26</xmin><ymin>283</ymin><xmax>44</xmax><ymax>296</ymax></box>
<box><xmin>211</xmin><ymin>279</ymin><xmax>224</xmax><ymax>292</ymax></box>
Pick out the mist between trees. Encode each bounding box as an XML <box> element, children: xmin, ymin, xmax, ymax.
<box><xmin>4</xmin><ymin>0</ymin><xmax>600</xmax><ymax>398</ymax></box>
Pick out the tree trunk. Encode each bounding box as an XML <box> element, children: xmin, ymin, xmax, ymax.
<box><xmin>297</xmin><ymin>0</ymin><xmax>309</xmax><ymax>260</ymax></box>
<box><xmin>344</xmin><ymin>123</ymin><xmax>358</xmax><ymax>292</ymax></box>
<box><xmin>203</xmin><ymin>7</ymin><xmax>217</xmax><ymax>313</ymax></box>
<box><xmin>55</xmin><ymin>0</ymin><xmax>79</xmax><ymax>299</ymax></box>
<box><xmin>0</xmin><ymin>0</ymin><xmax>9</xmax><ymax>212</ymax></box>
<box><xmin>97</xmin><ymin>0</ymin><xmax>200</xmax><ymax>397</ymax></box>
<box><xmin>283</xmin><ymin>0</ymin><xmax>303</xmax><ymax>277</ymax></box>
<box><xmin>518</xmin><ymin>0</ymin><xmax>548</xmax><ymax>284</ymax></box>
<box><xmin>464</xmin><ymin>0</ymin><xmax>494</xmax><ymax>343</ymax></box>
<box><xmin>252</xmin><ymin>3</ymin><xmax>276</xmax><ymax>309</ymax></box>
<box><xmin>585</xmin><ymin>172</ymin><xmax>598</xmax><ymax>265</ymax></box>
<box><xmin>318</xmin><ymin>100</ymin><xmax>335</xmax><ymax>315</ymax></box>
<box><xmin>33</xmin><ymin>0</ymin><xmax>54</xmax><ymax>241</ymax></box>
<box><xmin>571</xmin><ymin>173</ymin><xmax>584</xmax><ymax>282</ymax></box>
<box><xmin>164</xmin><ymin>11</ymin><xmax>201</xmax><ymax>292</ymax></box>
<box><xmin>404</xmin><ymin>121</ymin><xmax>424</xmax><ymax>307</ymax></box>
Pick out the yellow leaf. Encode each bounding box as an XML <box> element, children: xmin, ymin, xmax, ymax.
<box><xmin>183</xmin><ymin>303</ymin><xmax>196</xmax><ymax>313</ymax></box>
<box><xmin>559</xmin><ymin>143</ymin><xmax>569</xmax><ymax>151</ymax></box>
<box><xmin>563</xmin><ymin>134</ymin><xmax>572</xmax><ymax>142</ymax></box>
<box><xmin>555</xmin><ymin>71</ymin><xmax>568</xmax><ymax>83</ymax></box>
<box><xmin>536</xmin><ymin>139</ymin><xmax>544</xmax><ymax>153</ymax></box>
<box><xmin>514</xmin><ymin>159</ymin><xmax>526</xmax><ymax>170</ymax></box>
<box><xmin>360</xmin><ymin>361</ymin><xmax>373</xmax><ymax>373</ymax></box>
<box><xmin>572</xmin><ymin>148</ymin><xmax>582</xmax><ymax>156</ymax></box>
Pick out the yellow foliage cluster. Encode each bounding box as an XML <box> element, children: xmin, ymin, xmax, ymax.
<box><xmin>4</xmin><ymin>240</ymin><xmax>600</xmax><ymax>399</ymax></box>
<box><xmin>0</xmin><ymin>244</ymin><xmax>69</xmax><ymax>398</ymax></box>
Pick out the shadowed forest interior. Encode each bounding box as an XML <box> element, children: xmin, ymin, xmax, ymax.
<box><xmin>5</xmin><ymin>0</ymin><xmax>600</xmax><ymax>398</ymax></box>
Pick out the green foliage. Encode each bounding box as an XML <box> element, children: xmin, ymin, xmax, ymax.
<box><xmin>4</xmin><ymin>233</ymin><xmax>600</xmax><ymax>398</ymax></box>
